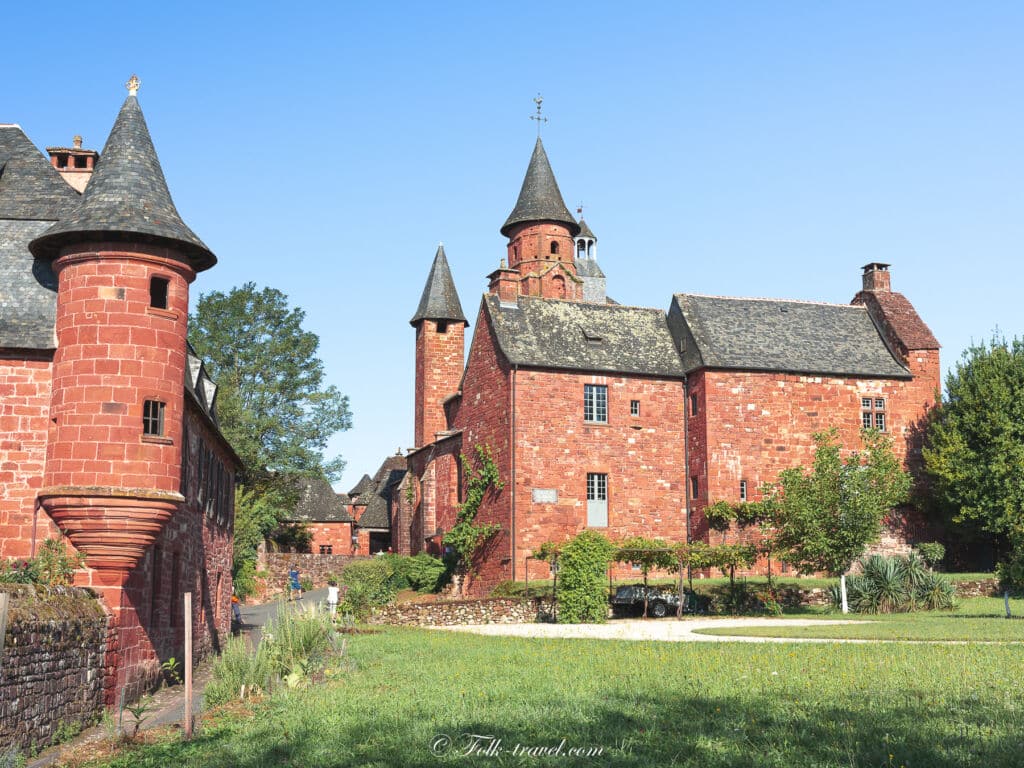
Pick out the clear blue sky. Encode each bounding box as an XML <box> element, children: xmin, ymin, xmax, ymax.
<box><xmin>6</xmin><ymin>2</ymin><xmax>1024</xmax><ymax>487</ymax></box>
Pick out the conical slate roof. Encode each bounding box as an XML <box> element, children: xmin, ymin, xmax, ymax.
<box><xmin>30</xmin><ymin>93</ymin><xmax>216</xmax><ymax>270</ymax></box>
<box><xmin>501</xmin><ymin>138</ymin><xmax>579</xmax><ymax>237</ymax></box>
<box><xmin>410</xmin><ymin>244</ymin><xmax>467</xmax><ymax>325</ymax></box>
<box><xmin>577</xmin><ymin>217</ymin><xmax>596</xmax><ymax>240</ymax></box>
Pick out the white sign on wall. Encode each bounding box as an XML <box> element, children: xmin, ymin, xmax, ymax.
<box><xmin>532</xmin><ymin>488</ymin><xmax>558</xmax><ymax>504</ymax></box>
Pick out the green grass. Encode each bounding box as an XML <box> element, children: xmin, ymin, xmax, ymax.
<box><xmin>76</xmin><ymin>618</ymin><xmax>1024</xmax><ymax>768</ymax></box>
<box><xmin>695</xmin><ymin>597</ymin><xmax>1024</xmax><ymax>641</ymax></box>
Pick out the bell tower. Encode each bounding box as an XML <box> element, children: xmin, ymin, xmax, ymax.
<box><xmin>411</xmin><ymin>244</ymin><xmax>467</xmax><ymax>447</ymax></box>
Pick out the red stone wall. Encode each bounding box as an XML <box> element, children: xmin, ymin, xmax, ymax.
<box><xmin>402</xmin><ymin>438</ymin><xmax>462</xmax><ymax>556</ymax></box>
<box><xmin>504</xmin><ymin>222</ymin><xmax>581</xmax><ymax>301</ymax></box>
<box><xmin>0</xmin><ymin>351</ymin><xmax>54</xmax><ymax>559</ymax></box>
<box><xmin>414</xmin><ymin>319</ymin><xmax>465</xmax><ymax>448</ymax></box>
<box><xmin>512</xmin><ymin>368</ymin><xmax>687</xmax><ymax>581</ymax></box>
<box><xmin>307</xmin><ymin>521</ymin><xmax>354</xmax><ymax>555</ymax></box>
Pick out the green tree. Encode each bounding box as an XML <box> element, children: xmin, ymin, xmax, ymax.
<box><xmin>771</xmin><ymin>428</ymin><xmax>910</xmax><ymax>609</ymax></box>
<box><xmin>616</xmin><ymin>537</ymin><xmax>675</xmax><ymax>617</ymax></box>
<box><xmin>557</xmin><ymin>531</ymin><xmax>617</xmax><ymax>624</ymax></box>
<box><xmin>190</xmin><ymin>283</ymin><xmax>352</xmax><ymax>596</ymax></box>
<box><xmin>923</xmin><ymin>336</ymin><xmax>1024</xmax><ymax>586</ymax></box>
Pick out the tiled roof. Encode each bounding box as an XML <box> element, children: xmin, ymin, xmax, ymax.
<box><xmin>483</xmin><ymin>294</ymin><xmax>685</xmax><ymax>378</ymax></box>
<box><xmin>574</xmin><ymin>258</ymin><xmax>605</xmax><ymax>278</ymax></box>
<box><xmin>501</xmin><ymin>138</ymin><xmax>580</xmax><ymax>237</ymax></box>
<box><xmin>0</xmin><ymin>125</ymin><xmax>80</xmax><ymax>220</ymax></box>
<box><xmin>348</xmin><ymin>473</ymin><xmax>373</xmax><ymax>498</ymax></box>
<box><xmin>669</xmin><ymin>294</ymin><xmax>911</xmax><ymax>379</ymax></box>
<box><xmin>287</xmin><ymin>475</ymin><xmax>354</xmax><ymax>523</ymax></box>
<box><xmin>856</xmin><ymin>290</ymin><xmax>939</xmax><ymax>351</ymax></box>
<box><xmin>410</xmin><ymin>244</ymin><xmax>468</xmax><ymax>325</ymax></box>
<box><xmin>356</xmin><ymin>454</ymin><xmax>408</xmax><ymax>530</ymax></box>
<box><xmin>30</xmin><ymin>95</ymin><xmax>216</xmax><ymax>271</ymax></box>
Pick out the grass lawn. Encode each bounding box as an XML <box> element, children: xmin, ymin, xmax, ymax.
<box><xmin>695</xmin><ymin>597</ymin><xmax>1024</xmax><ymax>641</ymax></box>
<box><xmin>73</xmin><ymin>616</ymin><xmax>1024</xmax><ymax>768</ymax></box>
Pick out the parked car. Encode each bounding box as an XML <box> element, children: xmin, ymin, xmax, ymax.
<box><xmin>609</xmin><ymin>585</ymin><xmax>711</xmax><ymax>618</ymax></box>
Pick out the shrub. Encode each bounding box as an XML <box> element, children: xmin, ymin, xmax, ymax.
<box><xmin>0</xmin><ymin>538</ymin><xmax>83</xmax><ymax>586</ymax></box>
<box><xmin>340</xmin><ymin>558</ymin><xmax>396</xmax><ymax>618</ymax></box>
<box><xmin>915</xmin><ymin>542</ymin><xmax>946</xmax><ymax>569</ymax></box>
<box><xmin>556</xmin><ymin>530</ymin><xmax>617</xmax><ymax>624</ymax></box>
<box><xmin>832</xmin><ymin>554</ymin><xmax>956</xmax><ymax>613</ymax></box>
<box><xmin>204</xmin><ymin>635</ymin><xmax>275</xmax><ymax>707</ymax></box>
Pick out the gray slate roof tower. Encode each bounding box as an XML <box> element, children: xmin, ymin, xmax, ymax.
<box><xmin>501</xmin><ymin>138</ymin><xmax>580</xmax><ymax>237</ymax></box>
<box><xmin>30</xmin><ymin>85</ymin><xmax>216</xmax><ymax>271</ymax></box>
<box><xmin>410</xmin><ymin>244</ymin><xmax>467</xmax><ymax>325</ymax></box>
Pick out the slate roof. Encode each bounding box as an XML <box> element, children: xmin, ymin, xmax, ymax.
<box><xmin>0</xmin><ymin>125</ymin><xmax>79</xmax><ymax>350</ymax></box>
<box><xmin>286</xmin><ymin>475</ymin><xmax>354</xmax><ymax>523</ymax></box>
<box><xmin>577</xmin><ymin>217</ymin><xmax>596</xmax><ymax>239</ymax></box>
<box><xmin>184</xmin><ymin>340</ymin><xmax>220</xmax><ymax>424</ymax></box>
<box><xmin>348</xmin><ymin>473</ymin><xmax>374</xmax><ymax>499</ymax></box>
<box><xmin>482</xmin><ymin>294</ymin><xmax>685</xmax><ymax>377</ymax></box>
<box><xmin>410</xmin><ymin>244</ymin><xmax>468</xmax><ymax>325</ymax></box>
<box><xmin>356</xmin><ymin>454</ymin><xmax>408</xmax><ymax>530</ymax></box>
<box><xmin>501</xmin><ymin>138</ymin><xmax>580</xmax><ymax>237</ymax></box>
<box><xmin>574</xmin><ymin>257</ymin><xmax>605</xmax><ymax>278</ymax></box>
<box><xmin>30</xmin><ymin>95</ymin><xmax>216</xmax><ymax>271</ymax></box>
<box><xmin>669</xmin><ymin>294</ymin><xmax>911</xmax><ymax>379</ymax></box>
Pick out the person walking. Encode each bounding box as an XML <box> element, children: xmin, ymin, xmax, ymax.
<box><xmin>288</xmin><ymin>565</ymin><xmax>302</xmax><ymax>601</ymax></box>
<box><xmin>327</xmin><ymin>579</ymin><xmax>340</xmax><ymax>616</ymax></box>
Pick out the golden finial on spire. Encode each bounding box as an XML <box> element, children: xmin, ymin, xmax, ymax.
<box><xmin>126</xmin><ymin>74</ymin><xmax>140</xmax><ymax>96</ymax></box>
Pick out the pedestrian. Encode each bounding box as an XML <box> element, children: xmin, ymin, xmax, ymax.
<box><xmin>288</xmin><ymin>565</ymin><xmax>301</xmax><ymax>601</ymax></box>
<box><xmin>231</xmin><ymin>594</ymin><xmax>242</xmax><ymax>635</ymax></box>
<box><xmin>327</xmin><ymin>579</ymin><xmax>339</xmax><ymax>616</ymax></box>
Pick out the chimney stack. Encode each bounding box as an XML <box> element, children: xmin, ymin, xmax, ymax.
<box><xmin>861</xmin><ymin>262</ymin><xmax>892</xmax><ymax>293</ymax></box>
<box><xmin>46</xmin><ymin>136</ymin><xmax>99</xmax><ymax>193</ymax></box>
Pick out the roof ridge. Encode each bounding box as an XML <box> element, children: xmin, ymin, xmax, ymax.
<box><xmin>676</xmin><ymin>292</ymin><xmax>866</xmax><ymax>309</ymax></box>
<box><xmin>515</xmin><ymin>294</ymin><xmax>663</xmax><ymax>313</ymax></box>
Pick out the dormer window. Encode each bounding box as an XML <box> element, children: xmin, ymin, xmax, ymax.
<box><xmin>150</xmin><ymin>276</ymin><xmax>169</xmax><ymax>309</ymax></box>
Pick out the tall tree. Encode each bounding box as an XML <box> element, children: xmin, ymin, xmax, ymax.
<box><xmin>190</xmin><ymin>282</ymin><xmax>353</xmax><ymax>486</ymax></box>
<box><xmin>770</xmin><ymin>428</ymin><xmax>910</xmax><ymax>600</ymax></box>
<box><xmin>924</xmin><ymin>335</ymin><xmax>1024</xmax><ymax>584</ymax></box>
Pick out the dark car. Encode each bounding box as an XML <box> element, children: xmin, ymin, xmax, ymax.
<box><xmin>610</xmin><ymin>585</ymin><xmax>680</xmax><ymax>618</ymax></box>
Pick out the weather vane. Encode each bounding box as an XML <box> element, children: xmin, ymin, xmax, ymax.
<box><xmin>126</xmin><ymin>74</ymin><xmax>140</xmax><ymax>96</ymax></box>
<box><xmin>530</xmin><ymin>94</ymin><xmax>548</xmax><ymax>136</ymax></box>
<box><xmin>577</xmin><ymin>203</ymin><xmax>584</xmax><ymax>217</ymax></box>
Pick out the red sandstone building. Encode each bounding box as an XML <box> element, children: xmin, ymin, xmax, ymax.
<box><xmin>392</xmin><ymin>137</ymin><xmax>940</xmax><ymax>592</ymax></box>
<box><xmin>0</xmin><ymin>79</ymin><xmax>239</xmax><ymax>702</ymax></box>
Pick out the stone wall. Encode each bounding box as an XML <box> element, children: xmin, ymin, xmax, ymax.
<box><xmin>367</xmin><ymin>597</ymin><xmax>556</xmax><ymax>626</ymax></box>
<box><xmin>257</xmin><ymin>552</ymin><xmax>369</xmax><ymax>600</ymax></box>
<box><xmin>953</xmin><ymin>578</ymin><xmax>999</xmax><ymax>598</ymax></box>
<box><xmin>0</xmin><ymin>585</ymin><xmax>107</xmax><ymax>753</ymax></box>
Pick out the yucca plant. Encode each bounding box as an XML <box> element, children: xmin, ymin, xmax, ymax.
<box><xmin>833</xmin><ymin>553</ymin><xmax>957</xmax><ymax>613</ymax></box>
<box><xmin>915</xmin><ymin>570</ymin><xmax>957</xmax><ymax>610</ymax></box>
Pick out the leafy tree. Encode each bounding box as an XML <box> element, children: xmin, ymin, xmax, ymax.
<box><xmin>924</xmin><ymin>335</ymin><xmax>1024</xmax><ymax>585</ymax></box>
<box><xmin>557</xmin><ymin>530</ymin><xmax>617</xmax><ymax>624</ymax></box>
<box><xmin>190</xmin><ymin>283</ymin><xmax>352</xmax><ymax>596</ymax></box>
<box><xmin>190</xmin><ymin>282</ymin><xmax>353</xmax><ymax>487</ymax></box>
<box><xmin>770</xmin><ymin>428</ymin><xmax>910</xmax><ymax>586</ymax></box>
<box><xmin>616</xmin><ymin>537</ymin><xmax>675</xmax><ymax>617</ymax></box>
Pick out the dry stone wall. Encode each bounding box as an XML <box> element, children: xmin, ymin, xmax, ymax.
<box><xmin>257</xmin><ymin>552</ymin><xmax>370</xmax><ymax>600</ymax></box>
<box><xmin>367</xmin><ymin>597</ymin><xmax>556</xmax><ymax>626</ymax></box>
<box><xmin>0</xmin><ymin>585</ymin><xmax>107</xmax><ymax>753</ymax></box>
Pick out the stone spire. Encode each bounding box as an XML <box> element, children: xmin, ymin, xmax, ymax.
<box><xmin>501</xmin><ymin>138</ymin><xmax>579</xmax><ymax>237</ymax></box>
<box><xmin>31</xmin><ymin>85</ymin><xmax>216</xmax><ymax>270</ymax></box>
<box><xmin>410</xmin><ymin>244</ymin><xmax>467</xmax><ymax>325</ymax></box>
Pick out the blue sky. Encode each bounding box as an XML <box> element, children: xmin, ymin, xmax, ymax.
<box><xmin>6</xmin><ymin>2</ymin><xmax>1024</xmax><ymax>487</ymax></box>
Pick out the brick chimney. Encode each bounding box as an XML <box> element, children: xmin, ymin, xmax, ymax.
<box><xmin>487</xmin><ymin>259</ymin><xmax>520</xmax><ymax>302</ymax></box>
<box><xmin>46</xmin><ymin>135</ymin><xmax>99</xmax><ymax>193</ymax></box>
<box><xmin>861</xmin><ymin>262</ymin><xmax>892</xmax><ymax>292</ymax></box>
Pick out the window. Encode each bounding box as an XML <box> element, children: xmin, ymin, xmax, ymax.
<box><xmin>143</xmin><ymin>400</ymin><xmax>165</xmax><ymax>436</ymax></box>
<box><xmin>861</xmin><ymin>396</ymin><xmax>886</xmax><ymax>431</ymax></box>
<box><xmin>691</xmin><ymin>476</ymin><xmax>699</xmax><ymax>499</ymax></box>
<box><xmin>550</xmin><ymin>241</ymin><xmax>559</xmax><ymax>255</ymax></box>
<box><xmin>319</xmin><ymin>545</ymin><xmax>333</xmax><ymax>555</ymax></box>
<box><xmin>630</xmin><ymin>399</ymin><xmax>640</xmax><ymax>417</ymax></box>
<box><xmin>739</xmin><ymin>480</ymin><xmax>747</xmax><ymax>502</ymax></box>
<box><xmin>436</xmin><ymin>320</ymin><xmax>448</xmax><ymax>334</ymax></box>
<box><xmin>149</xmin><ymin>276</ymin><xmax>169</xmax><ymax>309</ymax></box>
<box><xmin>690</xmin><ymin>394</ymin><xmax>698</xmax><ymax>416</ymax></box>
<box><xmin>583</xmin><ymin>384</ymin><xmax>608</xmax><ymax>423</ymax></box>
<box><xmin>586</xmin><ymin>473</ymin><xmax>608</xmax><ymax>527</ymax></box>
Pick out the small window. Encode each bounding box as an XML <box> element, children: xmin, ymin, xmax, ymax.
<box><xmin>690</xmin><ymin>394</ymin><xmax>699</xmax><ymax>416</ymax></box>
<box><xmin>319</xmin><ymin>545</ymin><xmax>333</xmax><ymax>555</ymax></box>
<box><xmin>586</xmin><ymin>473</ymin><xmax>608</xmax><ymax>527</ymax></box>
<box><xmin>149</xmin><ymin>276</ymin><xmax>169</xmax><ymax>309</ymax></box>
<box><xmin>739</xmin><ymin>480</ymin><xmax>747</xmax><ymax>502</ymax></box>
<box><xmin>691</xmin><ymin>476</ymin><xmax>699</xmax><ymax>498</ymax></box>
<box><xmin>436</xmin><ymin>320</ymin><xmax>448</xmax><ymax>334</ymax></box>
<box><xmin>143</xmin><ymin>400</ymin><xmax>166</xmax><ymax>436</ymax></box>
<box><xmin>584</xmin><ymin>384</ymin><xmax>608</xmax><ymax>423</ymax></box>
<box><xmin>550</xmin><ymin>241</ymin><xmax>559</xmax><ymax>255</ymax></box>
<box><xmin>861</xmin><ymin>396</ymin><xmax>886</xmax><ymax>432</ymax></box>
<box><xmin>630</xmin><ymin>400</ymin><xmax>640</xmax><ymax>417</ymax></box>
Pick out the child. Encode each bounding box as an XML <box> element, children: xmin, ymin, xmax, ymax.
<box><xmin>288</xmin><ymin>565</ymin><xmax>301</xmax><ymax>601</ymax></box>
<box><xmin>327</xmin><ymin>579</ymin><xmax>340</xmax><ymax>616</ymax></box>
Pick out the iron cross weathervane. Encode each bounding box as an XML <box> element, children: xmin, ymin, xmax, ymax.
<box><xmin>530</xmin><ymin>94</ymin><xmax>548</xmax><ymax>136</ymax></box>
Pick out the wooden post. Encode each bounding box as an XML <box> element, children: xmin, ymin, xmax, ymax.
<box><xmin>0</xmin><ymin>592</ymin><xmax>10</xmax><ymax>675</ymax></box>
<box><xmin>184</xmin><ymin>591</ymin><xmax>193</xmax><ymax>739</ymax></box>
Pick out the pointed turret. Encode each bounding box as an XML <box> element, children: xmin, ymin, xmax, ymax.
<box><xmin>501</xmin><ymin>138</ymin><xmax>579</xmax><ymax>237</ymax></box>
<box><xmin>31</xmin><ymin>85</ymin><xmax>215</xmax><ymax>270</ymax></box>
<box><xmin>410</xmin><ymin>244</ymin><xmax>467</xmax><ymax>325</ymax></box>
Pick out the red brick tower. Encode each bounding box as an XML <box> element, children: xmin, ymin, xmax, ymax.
<box><xmin>498</xmin><ymin>138</ymin><xmax>582</xmax><ymax>300</ymax></box>
<box><xmin>411</xmin><ymin>244</ymin><xmax>467</xmax><ymax>447</ymax></box>
<box><xmin>29</xmin><ymin>77</ymin><xmax>217</xmax><ymax>694</ymax></box>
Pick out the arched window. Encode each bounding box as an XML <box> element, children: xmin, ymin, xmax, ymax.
<box><xmin>550</xmin><ymin>241</ymin><xmax>559</xmax><ymax>255</ymax></box>
<box><xmin>553</xmin><ymin>274</ymin><xmax>566</xmax><ymax>298</ymax></box>
<box><xmin>577</xmin><ymin>240</ymin><xmax>585</xmax><ymax>258</ymax></box>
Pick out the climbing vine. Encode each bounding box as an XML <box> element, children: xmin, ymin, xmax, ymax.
<box><xmin>444</xmin><ymin>444</ymin><xmax>504</xmax><ymax>570</ymax></box>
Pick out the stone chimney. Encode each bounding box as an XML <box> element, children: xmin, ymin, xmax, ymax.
<box><xmin>861</xmin><ymin>262</ymin><xmax>892</xmax><ymax>292</ymax></box>
<box><xmin>46</xmin><ymin>135</ymin><xmax>100</xmax><ymax>193</ymax></box>
<box><xmin>487</xmin><ymin>259</ymin><xmax>520</xmax><ymax>303</ymax></box>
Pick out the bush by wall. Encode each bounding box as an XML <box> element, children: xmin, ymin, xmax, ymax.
<box><xmin>556</xmin><ymin>531</ymin><xmax>617</xmax><ymax>624</ymax></box>
<box><xmin>832</xmin><ymin>554</ymin><xmax>956</xmax><ymax>613</ymax></box>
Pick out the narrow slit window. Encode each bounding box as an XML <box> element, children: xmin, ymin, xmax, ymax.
<box><xmin>630</xmin><ymin>400</ymin><xmax>640</xmax><ymax>417</ymax></box>
<box><xmin>149</xmin><ymin>276</ymin><xmax>169</xmax><ymax>309</ymax></box>
<box><xmin>143</xmin><ymin>400</ymin><xmax>166</xmax><ymax>436</ymax></box>
<box><xmin>691</xmin><ymin>476</ymin><xmax>699</xmax><ymax>499</ymax></box>
<box><xmin>550</xmin><ymin>241</ymin><xmax>559</xmax><ymax>255</ymax></box>
<box><xmin>690</xmin><ymin>394</ymin><xmax>699</xmax><ymax>416</ymax></box>
<box><xmin>739</xmin><ymin>480</ymin><xmax>748</xmax><ymax>502</ymax></box>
